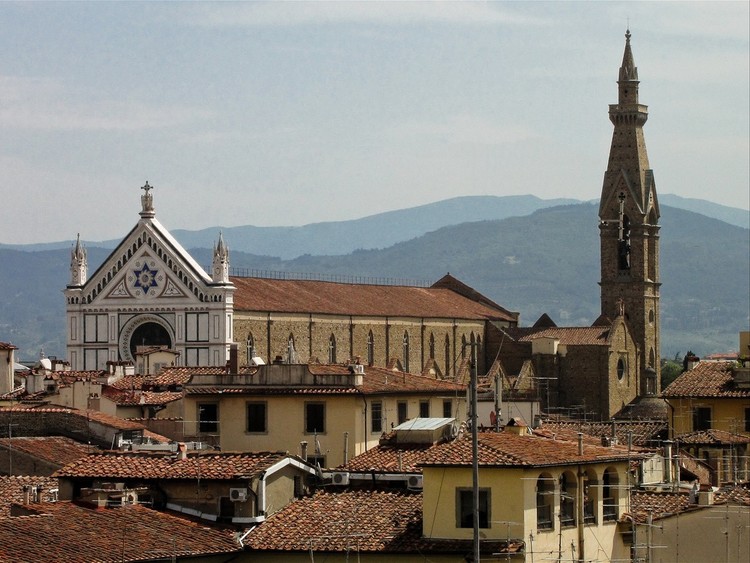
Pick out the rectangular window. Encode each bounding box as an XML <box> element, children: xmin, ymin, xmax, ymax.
<box><xmin>456</xmin><ymin>488</ymin><xmax>490</xmax><ymax>529</ymax></box>
<box><xmin>185</xmin><ymin>312</ymin><xmax>209</xmax><ymax>342</ymax></box>
<box><xmin>443</xmin><ymin>399</ymin><xmax>453</xmax><ymax>418</ymax></box>
<box><xmin>419</xmin><ymin>400</ymin><xmax>430</xmax><ymax>418</ymax></box>
<box><xmin>371</xmin><ymin>401</ymin><xmax>383</xmax><ymax>433</ymax></box>
<box><xmin>397</xmin><ymin>401</ymin><xmax>408</xmax><ymax>425</ymax></box>
<box><xmin>84</xmin><ymin>314</ymin><xmax>108</xmax><ymax>343</ymax></box>
<box><xmin>246</xmin><ymin>402</ymin><xmax>267</xmax><ymax>433</ymax></box>
<box><xmin>305</xmin><ymin>402</ymin><xmax>325</xmax><ymax>433</ymax></box>
<box><xmin>198</xmin><ymin>403</ymin><xmax>219</xmax><ymax>434</ymax></box>
<box><xmin>185</xmin><ymin>347</ymin><xmax>209</xmax><ymax>365</ymax></box>
<box><xmin>693</xmin><ymin>406</ymin><xmax>712</xmax><ymax>431</ymax></box>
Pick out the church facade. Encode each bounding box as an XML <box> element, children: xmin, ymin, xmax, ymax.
<box><xmin>64</xmin><ymin>32</ymin><xmax>662</xmax><ymax>420</ymax></box>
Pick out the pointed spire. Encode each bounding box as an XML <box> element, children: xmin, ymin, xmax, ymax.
<box><xmin>70</xmin><ymin>233</ymin><xmax>88</xmax><ymax>285</ymax></box>
<box><xmin>619</xmin><ymin>28</ymin><xmax>638</xmax><ymax>83</ymax></box>
<box><xmin>212</xmin><ymin>231</ymin><xmax>230</xmax><ymax>283</ymax></box>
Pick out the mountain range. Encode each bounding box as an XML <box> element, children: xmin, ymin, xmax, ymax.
<box><xmin>1</xmin><ymin>195</ymin><xmax>747</xmax><ymax>362</ymax></box>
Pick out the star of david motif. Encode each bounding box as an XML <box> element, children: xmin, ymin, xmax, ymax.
<box><xmin>133</xmin><ymin>263</ymin><xmax>159</xmax><ymax>292</ymax></box>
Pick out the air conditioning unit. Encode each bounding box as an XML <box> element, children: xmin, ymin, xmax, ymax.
<box><xmin>331</xmin><ymin>472</ymin><xmax>350</xmax><ymax>486</ymax></box>
<box><xmin>229</xmin><ymin>488</ymin><xmax>248</xmax><ymax>502</ymax></box>
<box><xmin>407</xmin><ymin>475</ymin><xmax>423</xmax><ymax>489</ymax></box>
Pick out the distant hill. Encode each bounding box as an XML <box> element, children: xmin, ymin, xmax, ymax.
<box><xmin>2</xmin><ymin>202</ymin><xmax>746</xmax><ymax>361</ymax></box>
<box><xmin>4</xmin><ymin>194</ymin><xmax>747</xmax><ymax>258</ymax></box>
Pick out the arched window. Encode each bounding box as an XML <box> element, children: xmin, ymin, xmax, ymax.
<box><xmin>536</xmin><ymin>473</ymin><xmax>554</xmax><ymax>530</ymax></box>
<box><xmin>444</xmin><ymin>335</ymin><xmax>451</xmax><ymax>378</ymax></box>
<box><xmin>648</xmin><ymin>348</ymin><xmax>655</xmax><ymax>368</ymax></box>
<box><xmin>328</xmin><ymin>334</ymin><xmax>337</xmax><ymax>364</ymax></box>
<box><xmin>603</xmin><ymin>468</ymin><xmax>619</xmax><ymax>521</ymax></box>
<box><xmin>367</xmin><ymin>331</ymin><xmax>374</xmax><ymax>366</ymax></box>
<box><xmin>583</xmin><ymin>469</ymin><xmax>597</xmax><ymax>524</ymax></box>
<box><xmin>246</xmin><ymin>333</ymin><xmax>255</xmax><ymax>362</ymax></box>
<box><xmin>559</xmin><ymin>471</ymin><xmax>577</xmax><ymax>527</ymax></box>
<box><xmin>429</xmin><ymin>333</ymin><xmax>435</xmax><ymax>359</ymax></box>
<box><xmin>402</xmin><ymin>332</ymin><xmax>410</xmax><ymax>373</ymax></box>
<box><xmin>287</xmin><ymin>334</ymin><xmax>297</xmax><ymax>363</ymax></box>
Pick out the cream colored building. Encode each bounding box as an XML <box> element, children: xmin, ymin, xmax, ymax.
<box><xmin>420</xmin><ymin>424</ymin><xmax>637</xmax><ymax>562</ymax></box>
<box><xmin>181</xmin><ymin>363</ymin><xmax>467</xmax><ymax>468</ymax></box>
<box><xmin>0</xmin><ymin>342</ymin><xmax>17</xmax><ymax>396</ymax></box>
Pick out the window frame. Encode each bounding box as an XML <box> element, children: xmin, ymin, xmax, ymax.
<box><xmin>198</xmin><ymin>403</ymin><xmax>219</xmax><ymax>434</ymax></box>
<box><xmin>305</xmin><ymin>402</ymin><xmax>326</xmax><ymax>434</ymax></box>
<box><xmin>456</xmin><ymin>487</ymin><xmax>490</xmax><ymax>529</ymax></box>
<box><xmin>693</xmin><ymin>406</ymin><xmax>712</xmax><ymax>431</ymax></box>
<box><xmin>397</xmin><ymin>401</ymin><xmax>408</xmax><ymax>425</ymax></box>
<box><xmin>371</xmin><ymin>400</ymin><xmax>383</xmax><ymax>433</ymax></box>
<box><xmin>419</xmin><ymin>400</ymin><xmax>430</xmax><ymax>418</ymax></box>
<box><xmin>246</xmin><ymin>401</ymin><xmax>267</xmax><ymax>434</ymax></box>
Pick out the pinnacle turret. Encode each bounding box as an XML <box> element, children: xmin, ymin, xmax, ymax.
<box><xmin>69</xmin><ymin>233</ymin><xmax>87</xmax><ymax>286</ymax></box>
<box><xmin>212</xmin><ymin>231</ymin><xmax>230</xmax><ymax>283</ymax></box>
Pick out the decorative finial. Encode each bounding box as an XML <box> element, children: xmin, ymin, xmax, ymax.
<box><xmin>626</xmin><ymin>27</ymin><xmax>631</xmax><ymax>42</ymax></box>
<box><xmin>140</xmin><ymin>181</ymin><xmax>155</xmax><ymax>218</ymax></box>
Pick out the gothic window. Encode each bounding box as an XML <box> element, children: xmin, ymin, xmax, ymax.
<box><xmin>648</xmin><ymin>348</ymin><xmax>655</xmax><ymax>368</ymax></box>
<box><xmin>402</xmin><ymin>332</ymin><xmax>410</xmax><ymax>372</ymax></box>
<box><xmin>444</xmin><ymin>335</ymin><xmax>451</xmax><ymax>378</ymax></box>
<box><xmin>618</xmin><ymin>214</ymin><xmax>631</xmax><ymax>270</ymax></box>
<box><xmin>367</xmin><ymin>331</ymin><xmax>374</xmax><ymax>366</ymax></box>
<box><xmin>328</xmin><ymin>334</ymin><xmax>337</xmax><ymax>364</ymax></box>
<box><xmin>246</xmin><ymin>333</ymin><xmax>255</xmax><ymax>361</ymax></box>
<box><xmin>287</xmin><ymin>334</ymin><xmax>297</xmax><ymax>363</ymax></box>
<box><xmin>649</xmin><ymin>309</ymin><xmax>655</xmax><ymax>324</ymax></box>
<box><xmin>616</xmin><ymin>358</ymin><xmax>626</xmax><ymax>380</ymax></box>
<box><xmin>429</xmin><ymin>333</ymin><xmax>435</xmax><ymax>359</ymax></box>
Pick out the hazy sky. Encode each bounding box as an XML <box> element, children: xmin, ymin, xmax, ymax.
<box><xmin>1</xmin><ymin>1</ymin><xmax>748</xmax><ymax>244</ymax></box>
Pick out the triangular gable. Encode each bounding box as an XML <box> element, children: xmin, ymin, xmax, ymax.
<box><xmin>599</xmin><ymin>169</ymin><xmax>646</xmax><ymax>218</ymax></box>
<box><xmin>78</xmin><ymin>219</ymin><xmax>216</xmax><ymax>305</ymax></box>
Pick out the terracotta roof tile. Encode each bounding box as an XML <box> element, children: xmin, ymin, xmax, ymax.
<box><xmin>102</xmin><ymin>387</ymin><xmax>183</xmax><ymax>406</ymax></box>
<box><xmin>244</xmin><ymin>489</ymin><xmax>522</xmax><ymax>555</ymax></box>
<box><xmin>342</xmin><ymin>443</ymin><xmax>435</xmax><ymax>473</ymax></box>
<box><xmin>0</xmin><ymin>502</ymin><xmax>240</xmax><ymax>562</ymax></box>
<box><xmin>629</xmin><ymin>491</ymin><xmax>692</xmax><ymax>523</ymax></box>
<box><xmin>674</xmin><ymin>429</ymin><xmax>750</xmax><ymax>445</ymax></box>
<box><xmin>231</xmin><ymin>276</ymin><xmax>516</xmax><ymax>321</ymax></box>
<box><xmin>538</xmin><ymin>420</ymin><xmax>668</xmax><ymax>448</ymax></box>
<box><xmin>55</xmin><ymin>450</ymin><xmax>288</xmax><ymax>480</ymax></box>
<box><xmin>421</xmin><ymin>431</ymin><xmax>641</xmax><ymax>467</ymax></box>
<box><xmin>184</xmin><ymin>364</ymin><xmax>466</xmax><ymax>396</ymax></box>
<box><xmin>0</xmin><ymin>476</ymin><xmax>58</xmax><ymax>516</ymax></box>
<box><xmin>503</xmin><ymin>326</ymin><xmax>611</xmax><ymax>346</ymax></box>
<box><xmin>0</xmin><ymin>437</ymin><xmax>97</xmax><ymax>467</ymax></box>
<box><xmin>662</xmin><ymin>361</ymin><xmax>750</xmax><ymax>398</ymax></box>
<box><xmin>0</xmin><ymin>342</ymin><xmax>18</xmax><ymax>351</ymax></box>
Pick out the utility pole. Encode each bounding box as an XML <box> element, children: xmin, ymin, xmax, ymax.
<box><xmin>467</xmin><ymin>341</ymin><xmax>480</xmax><ymax>562</ymax></box>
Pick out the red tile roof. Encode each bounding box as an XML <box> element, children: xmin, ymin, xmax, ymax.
<box><xmin>102</xmin><ymin>387</ymin><xmax>183</xmax><ymax>406</ymax></box>
<box><xmin>0</xmin><ymin>342</ymin><xmax>18</xmax><ymax>351</ymax></box>
<box><xmin>674</xmin><ymin>429</ymin><xmax>750</xmax><ymax>445</ymax></box>
<box><xmin>55</xmin><ymin>450</ymin><xmax>289</xmax><ymax>480</ymax></box>
<box><xmin>662</xmin><ymin>361</ymin><xmax>750</xmax><ymax>398</ymax></box>
<box><xmin>538</xmin><ymin>420</ymin><xmax>668</xmax><ymax>448</ymax></box>
<box><xmin>0</xmin><ymin>476</ymin><xmax>58</xmax><ymax>516</ymax></box>
<box><xmin>231</xmin><ymin>276</ymin><xmax>516</xmax><ymax>321</ymax></box>
<box><xmin>0</xmin><ymin>437</ymin><xmax>97</xmax><ymax>467</ymax></box>
<box><xmin>184</xmin><ymin>364</ymin><xmax>466</xmax><ymax>397</ymax></box>
<box><xmin>0</xmin><ymin>502</ymin><xmax>240</xmax><ymax>562</ymax></box>
<box><xmin>421</xmin><ymin>430</ymin><xmax>640</xmax><ymax>468</ymax></box>
<box><xmin>243</xmin><ymin>489</ymin><xmax>523</xmax><ymax>555</ymax></box>
<box><xmin>341</xmin><ymin>443</ymin><xmax>435</xmax><ymax>473</ymax></box>
<box><xmin>629</xmin><ymin>491</ymin><xmax>693</xmax><ymax>523</ymax></box>
<box><xmin>503</xmin><ymin>325</ymin><xmax>611</xmax><ymax>346</ymax></box>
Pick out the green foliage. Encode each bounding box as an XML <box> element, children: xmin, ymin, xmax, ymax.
<box><xmin>660</xmin><ymin>359</ymin><xmax>684</xmax><ymax>391</ymax></box>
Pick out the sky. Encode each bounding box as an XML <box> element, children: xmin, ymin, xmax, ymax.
<box><xmin>1</xmin><ymin>1</ymin><xmax>748</xmax><ymax>245</ymax></box>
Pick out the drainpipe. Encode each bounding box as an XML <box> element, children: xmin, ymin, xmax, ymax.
<box><xmin>257</xmin><ymin>471</ymin><xmax>267</xmax><ymax>517</ymax></box>
<box><xmin>343</xmin><ymin>432</ymin><xmax>349</xmax><ymax>466</ymax></box>
<box><xmin>576</xmin><ymin>433</ymin><xmax>585</xmax><ymax>561</ymax></box>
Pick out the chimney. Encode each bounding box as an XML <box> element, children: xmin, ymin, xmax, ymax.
<box><xmin>300</xmin><ymin>441</ymin><xmax>308</xmax><ymax>462</ymax></box>
<box><xmin>578</xmin><ymin>432</ymin><xmax>584</xmax><ymax>455</ymax></box>
<box><xmin>22</xmin><ymin>485</ymin><xmax>30</xmax><ymax>505</ymax></box>
<box><xmin>685</xmin><ymin>354</ymin><xmax>700</xmax><ymax>371</ymax></box>
<box><xmin>663</xmin><ymin>440</ymin><xmax>674</xmax><ymax>483</ymax></box>
<box><xmin>229</xmin><ymin>344</ymin><xmax>239</xmax><ymax>374</ymax></box>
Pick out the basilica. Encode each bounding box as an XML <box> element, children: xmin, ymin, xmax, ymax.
<box><xmin>65</xmin><ymin>32</ymin><xmax>660</xmax><ymax>419</ymax></box>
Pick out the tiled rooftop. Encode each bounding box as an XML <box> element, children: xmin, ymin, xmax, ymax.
<box><xmin>185</xmin><ymin>363</ymin><xmax>467</xmax><ymax>396</ymax></box>
<box><xmin>102</xmin><ymin>387</ymin><xmax>183</xmax><ymax>406</ymax></box>
<box><xmin>538</xmin><ymin>419</ymin><xmax>668</xmax><ymax>448</ymax></box>
<box><xmin>629</xmin><ymin>491</ymin><xmax>693</xmax><ymax>523</ymax></box>
<box><xmin>55</xmin><ymin>450</ymin><xmax>289</xmax><ymax>480</ymax></box>
<box><xmin>421</xmin><ymin>430</ymin><xmax>641</xmax><ymax>468</ymax></box>
<box><xmin>0</xmin><ymin>502</ymin><xmax>240</xmax><ymax>562</ymax></box>
<box><xmin>0</xmin><ymin>437</ymin><xmax>97</xmax><ymax>467</ymax></box>
<box><xmin>0</xmin><ymin>342</ymin><xmax>17</xmax><ymax>350</ymax></box>
<box><xmin>0</xmin><ymin>476</ymin><xmax>58</xmax><ymax>516</ymax></box>
<box><xmin>502</xmin><ymin>325</ymin><xmax>611</xmax><ymax>346</ymax></box>
<box><xmin>674</xmin><ymin>429</ymin><xmax>750</xmax><ymax>445</ymax></box>
<box><xmin>231</xmin><ymin>276</ymin><xmax>516</xmax><ymax>321</ymax></box>
<box><xmin>662</xmin><ymin>361</ymin><xmax>750</xmax><ymax>398</ymax></box>
<box><xmin>243</xmin><ymin>489</ymin><xmax>523</xmax><ymax>555</ymax></box>
<box><xmin>341</xmin><ymin>443</ymin><xmax>435</xmax><ymax>473</ymax></box>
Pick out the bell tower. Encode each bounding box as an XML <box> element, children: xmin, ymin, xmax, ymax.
<box><xmin>599</xmin><ymin>30</ymin><xmax>661</xmax><ymax>395</ymax></box>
